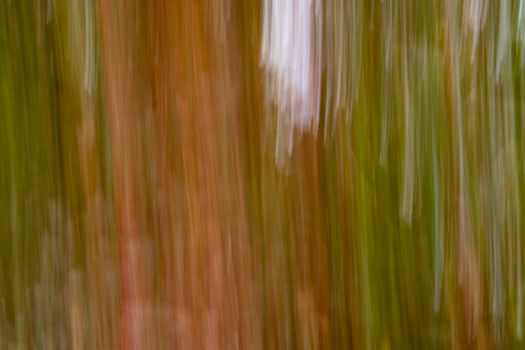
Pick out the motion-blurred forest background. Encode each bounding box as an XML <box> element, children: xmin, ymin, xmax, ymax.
<box><xmin>1</xmin><ymin>0</ymin><xmax>525</xmax><ymax>349</ymax></box>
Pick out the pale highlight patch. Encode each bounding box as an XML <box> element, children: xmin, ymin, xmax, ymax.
<box><xmin>260</xmin><ymin>0</ymin><xmax>322</xmax><ymax>165</ymax></box>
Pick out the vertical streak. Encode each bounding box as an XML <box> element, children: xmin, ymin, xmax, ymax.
<box><xmin>400</xmin><ymin>1</ymin><xmax>414</xmax><ymax>224</ymax></box>
<box><xmin>432</xmin><ymin>115</ymin><xmax>443</xmax><ymax>312</ymax></box>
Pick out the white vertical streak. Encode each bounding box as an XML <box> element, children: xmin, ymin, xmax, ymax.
<box><xmin>260</xmin><ymin>0</ymin><xmax>322</xmax><ymax>164</ymax></box>
<box><xmin>379</xmin><ymin>0</ymin><xmax>393</xmax><ymax>166</ymax></box>
<box><xmin>400</xmin><ymin>4</ymin><xmax>414</xmax><ymax>224</ymax></box>
<box><xmin>496</xmin><ymin>0</ymin><xmax>509</xmax><ymax>81</ymax></box>
<box><xmin>519</xmin><ymin>0</ymin><xmax>525</xmax><ymax>68</ymax></box>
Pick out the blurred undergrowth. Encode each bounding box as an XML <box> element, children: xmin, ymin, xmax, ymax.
<box><xmin>1</xmin><ymin>0</ymin><xmax>525</xmax><ymax>349</ymax></box>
